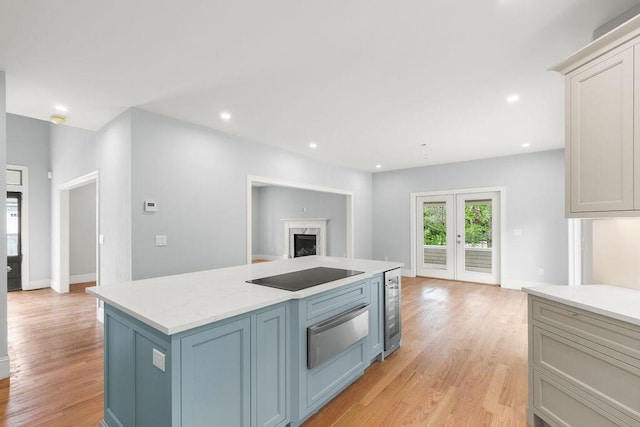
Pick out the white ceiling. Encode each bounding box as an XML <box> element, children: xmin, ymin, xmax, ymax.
<box><xmin>1</xmin><ymin>1</ymin><xmax>638</xmax><ymax>172</ymax></box>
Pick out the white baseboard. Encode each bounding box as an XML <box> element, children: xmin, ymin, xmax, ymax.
<box><xmin>501</xmin><ymin>279</ymin><xmax>559</xmax><ymax>291</ymax></box>
<box><xmin>252</xmin><ymin>254</ymin><xmax>282</xmax><ymax>261</ymax></box>
<box><xmin>0</xmin><ymin>356</ymin><xmax>10</xmax><ymax>379</ymax></box>
<box><xmin>401</xmin><ymin>268</ymin><xmax>414</xmax><ymax>278</ymax></box>
<box><xmin>23</xmin><ymin>279</ymin><xmax>50</xmax><ymax>291</ymax></box>
<box><xmin>70</xmin><ymin>273</ymin><xmax>97</xmax><ymax>284</ymax></box>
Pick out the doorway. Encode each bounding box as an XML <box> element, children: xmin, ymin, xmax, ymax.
<box><xmin>416</xmin><ymin>191</ymin><xmax>501</xmax><ymax>285</ymax></box>
<box><xmin>6</xmin><ymin>192</ymin><xmax>22</xmax><ymax>291</ymax></box>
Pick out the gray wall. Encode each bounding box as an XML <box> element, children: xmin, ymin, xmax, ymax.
<box><xmin>69</xmin><ymin>182</ymin><xmax>96</xmax><ymax>278</ymax></box>
<box><xmin>130</xmin><ymin>108</ymin><xmax>373</xmax><ymax>280</ymax></box>
<box><xmin>0</xmin><ymin>71</ymin><xmax>8</xmax><ymax>376</ymax></box>
<box><xmin>95</xmin><ymin>110</ymin><xmax>132</xmax><ymax>286</ymax></box>
<box><xmin>50</xmin><ymin>121</ymin><xmax>97</xmax><ymax>289</ymax></box>
<box><xmin>6</xmin><ymin>114</ymin><xmax>51</xmax><ymax>284</ymax></box>
<box><xmin>253</xmin><ymin>186</ymin><xmax>347</xmax><ymax>258</ymax></box>
<box><xmin>372</xmin><ymin>149</ymin><xmax>568</xmax><ymax>286</ymax></box>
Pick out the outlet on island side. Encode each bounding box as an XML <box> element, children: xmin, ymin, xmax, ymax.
<box><xmin>152</xmin><ymin>348</ymin><xmax>165</xmax><ymax>372</ymax></box>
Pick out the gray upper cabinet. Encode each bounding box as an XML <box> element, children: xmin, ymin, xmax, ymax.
<box><xmin>553</xmin><ymin>17</ymin><xmax>640</xmax><ymax>217</ymax></box>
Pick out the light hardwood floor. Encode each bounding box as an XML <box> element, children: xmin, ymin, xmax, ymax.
<box><xmin>0</xmin><ymin>277</ymin><xmax>529</xmax><ymax>426</ymax></box>
<box><xmin>0</xmin><ymin>283</ymin><xmax>103</xmax><ymax>426</ymax></box>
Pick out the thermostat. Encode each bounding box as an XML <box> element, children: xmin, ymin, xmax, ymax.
<box><xmin>144</xmin><ymin>200</ymin><xmax>157</xmax><ymax>212</ymax></box>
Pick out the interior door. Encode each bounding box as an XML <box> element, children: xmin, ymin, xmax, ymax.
<box><xmin>416</xmin><ymin>195</ymin><xmax>454</xmax><ymax>279</ymax></box>
<box><xmin>455</xmin><ymin>192</ymin><xmax>500</xmax><ymax>284</ymax></box>
<box><xmin>7</xmin><ymin>192</ymin><xmax>22</xmax><ymax>291</ymax></box>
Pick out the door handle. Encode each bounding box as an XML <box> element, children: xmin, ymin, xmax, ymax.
<box><xmin>6</xmin><ymin>266</ymin><xmax>11</xmax><ymax>272</ymax></box>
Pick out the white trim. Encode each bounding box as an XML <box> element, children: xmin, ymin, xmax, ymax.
<box><xmin>568</xmin><ymin>218</ymin><xmax>582</xmax><ymax>286</ymax></box>
<box><xmin>70</xmin><ymin>273</ymin><xmax>97</xmax><ymax>284</ymax></box>
<box><xmin>246</xmin><ymin>175</ymin><xmax>355</xmax><ymax>263</ymax></box>
<box><xmin>55</xmin><ymin>171</ymin><xmax>100</xmax><ymax>294</ymax></box>
<box><xmin>23</xmin><ymin>278</ymin><xmax>50</xmax><ymax>291</ymax></box>
<box><xmin>502</xmin><ymin>279</ymin><xmax>559</xmax><ymax>291</ymax></box>
<box><xmin>282</xmin><ymin>218</ymin><xmax>327</xmax><ymax>258</ymax></box>
<box><xmin>0</xmin><ymin>356</ymin><xmax>10</xmax><ymax>379</ymax></box>
<box><xmin>410</xmin><ymin>186</ymin><xmax>507</xmax><ymax>287</ymax></box>
<box><xmin>401</xmin><ymin>268</ymin><xmax>414</xmax><ymax>278</ymax></box>
<box><xmin>7</xmin><ymin>164</ymin><xmax>29</xmax><ymax>291</ymax></box>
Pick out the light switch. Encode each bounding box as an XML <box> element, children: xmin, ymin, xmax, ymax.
<box><xmin>513</xmin><ymin>229</ymin><xmax>522</xmax><ymax>237</ymax></box>
<box><xmin>155</xmin><ymin>235</ymin><xmax>167</xmax><ymax>246</ymax></box>
<box><xmin>152</xmin><ymin>348</ymin><xmax>165</xmax><ymax>372</ymax></box>
<box><xmin>99</xmin><ymin>235</ymin><xmax>104</xmax><ymax>245</ymax></box>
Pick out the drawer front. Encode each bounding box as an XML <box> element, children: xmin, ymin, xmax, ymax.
<box><xmin>531</xmin><ymin>297</ymin><xmax>640</xmax><ymax>360</ymax></box>
<box><xmin>533</xmin><ymin>325</ymin><xmax>640</xmax><ymax>421</ymax></box>
<box><xmin>533</xmin><ymin>370</ymin><xmax>632</xmax><ymax>427</ymax></box>
<box><xmin>306</xmin><ymin>280</ymin><xmax>367</xmax><ymax>322</ymax></box>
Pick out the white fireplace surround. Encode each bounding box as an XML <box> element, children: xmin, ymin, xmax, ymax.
<box><xmin>282</xmin><ymin>218</ymin><xmax>327</xmax><ymax>259</ymax></box>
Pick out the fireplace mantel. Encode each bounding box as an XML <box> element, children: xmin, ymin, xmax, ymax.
<box><xmin>282</xmin><ymin>218</ymin><xmax>328</xmax><ymax>259</ymax></box>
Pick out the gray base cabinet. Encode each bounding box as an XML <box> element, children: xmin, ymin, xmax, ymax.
<box><xmin>527</xmin><ymin>295</ymin><xmax>640</xmax><ymax>427</ymax></box>
<box><xmin>103</xmin><ymin>275</ymin><xmax>386</xmax><ymax>426</ymax></box>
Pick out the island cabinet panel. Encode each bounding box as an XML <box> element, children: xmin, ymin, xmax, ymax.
<box><xmin>528</xmin><ymin>295</ymin><xmax>640</xmax><ymax>427</ymax></box>
<box><xmin>255</xmin><ymin>305</ymin><xmax>289</xmax><ymax>427</ymax></box>
<box><xmin>180</xmin><ymin>317</ymin><xmax>251</xmax><ymax>427</ymax></box>
<box><xmin>368</xmin><ymin>274</ymin><xmax>384</xmax><ymax>359</ymax></box>
<box><xmin>104</xmin><ymin>306</ymin><xmax>172</xmax><ymax>427</ymax></box>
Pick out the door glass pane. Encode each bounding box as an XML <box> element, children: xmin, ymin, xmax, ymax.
<box><xmin>7</xmin><ymin>196</ymin><xmax>19</xmax><ymax>257</ymax></box>
<box><xmin>423</xmin><ymin>202</ymin><xmax>447</xmax><ymax>269</ymax></box>
<box><xmin>464</xmin><ymin>199</ymin><xmax>492</xmax><ymax>273</ymax></box>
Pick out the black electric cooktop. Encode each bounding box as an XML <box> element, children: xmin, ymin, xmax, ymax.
<box><xmin>247</xmin><ymin>267</ymin><xmax>364</xmax><ymax>291</ymax></box>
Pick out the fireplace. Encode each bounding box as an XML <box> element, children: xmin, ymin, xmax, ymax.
<box><xmin>282</xmin><ymin>218</ymin><xmax>327</xmax><ymax>259</ymax></box>
<box><xmin>294</xmin><ymin>234</ymin><xmax>317</xmax><ymax>257</ymax></box>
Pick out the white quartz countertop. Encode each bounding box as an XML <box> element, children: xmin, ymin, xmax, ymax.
<box><xmin>523</xmin><ymin>284</ymin><xmax>640</xmax><ymax>326</ymax></box>
<box><xmin>86</xmin><ymin>256</ymin><xmax>402</xmax><ymax>335</ymax></box>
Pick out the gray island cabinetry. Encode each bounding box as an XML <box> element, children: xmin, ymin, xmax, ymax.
<box><xmin>524</xmin><ymin>285</ymin><xmax>640</xmax><ymax>427</ymax></box>
<box><xmin>89</xmin><ymin>256</ymin><xmax>401</xmax><ymax>427</ymax></box>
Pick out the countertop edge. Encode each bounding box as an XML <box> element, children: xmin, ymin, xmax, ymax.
<box><xmin>87</xmin><ymin>258</ymin><xmax>403</xmax><ymax>335</ymax></box>
<box><xmin>523</xmin><ymin>285</ymin><xmax>640</xmax><ymax>327</ymax></box>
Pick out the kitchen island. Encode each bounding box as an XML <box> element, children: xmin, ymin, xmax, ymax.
<box><xmin>87</xmin><ymin>256</ymin><xmax>402</xmax><ymax>427</ymax></box>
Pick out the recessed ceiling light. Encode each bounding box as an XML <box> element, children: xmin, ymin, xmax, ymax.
<box><xmin>506</xmin><ymin>94</ymin><xmax>520</xmax><ymax>103</ymax></box>
<box><xmin>521</xmin><ymin>143</ymin><xmax>530</xmax><ymax>148</ymax></box>
<box><xmin>220</xmin><ymin>111</ymin><xmax>232</xmax><ymax>121</ymax></box>
<box><xmin>375</xmin><ymin>164</ymin><xmax>382</xmax><ymax>169</ymax></box>
<box><xmin>309</xmin><ymin>142</ymin><xmax>318</xmax><ymax>149</ymax></box>
<box><xmin>55</xmin><ymin>104</ymin><xmax>68</xmax><ymax>113</ymax></box>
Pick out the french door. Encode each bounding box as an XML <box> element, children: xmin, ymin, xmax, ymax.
<box><xmin>417</xmin><ymin>191</ymin><xmax>500</xmax><ymax>284</ymax></box>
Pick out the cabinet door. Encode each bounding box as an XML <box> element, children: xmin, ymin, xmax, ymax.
<box><xmin>256</xmin><ymin>305</ymin><xmax>288</xmax><ymax>427</ymax></box>
<box><xmin>181</xmin><ymin>317</ymin><xmax>251</xmax><ymax>427</ymax></box>
<box><xmin>368</xmin><ymin>275</ymin><xmax>384</xmax><ymax>359</ymax></box>
<box><xmin>569</xmin><ymin>47</ymin><xmax>634</xmax><ymax>213</ymax></box>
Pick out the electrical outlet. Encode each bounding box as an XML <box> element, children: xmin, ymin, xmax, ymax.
<box><xmin>152</xmin><ymin>348</ymin><xmax>165</xmax><ymax>372</ymax></box>
<box><xmin>538</xmin><ymin>267</ymin><xmax>545</xmax><ymax>276</ymax></box>
<box><xmin>155</xmin><ymin>235</ymin><xmax>167</xmax><ymax>246</ymax></box>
